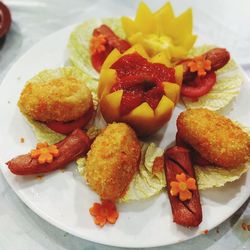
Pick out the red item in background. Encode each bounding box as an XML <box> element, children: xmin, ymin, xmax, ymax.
<box><xmin>0</xmin><ymin>1</ymin><xmax>11</xmax><ymax>38</ymax></box>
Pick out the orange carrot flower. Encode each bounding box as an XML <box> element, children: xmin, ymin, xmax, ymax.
<box><xmin>30</xmin><ymin>142</ymin><xmax>59</xmax><ymax>164</ymax></box>
<box><xmin>89</xmin><ymin>200</ymin><xmax>119</xmax><ymax>227</ymax></box>
<box><xmin>90</xmin><ymin>34</ymin><xmax>107</xmax><ymax>55</ymax></box>
<box><xmin>188</xmin><ymin>56</ymin><xmax>211</xmax><ymax>76</ymax></box>
<box><xmin>170</xmin><ymin>173</ymin><xmax>197</xmax><ymax>201</ymax></box>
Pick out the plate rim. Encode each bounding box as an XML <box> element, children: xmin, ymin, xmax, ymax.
<box><xmin>1</xmin><ymin>23</ymin><xmax>250</xmax><ymax>248</ymax></box>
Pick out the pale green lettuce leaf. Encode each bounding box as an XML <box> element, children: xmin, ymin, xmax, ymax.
<box><xmin>182</xmin><ymin>45</ymin><xmax>243</xmax><ymax>111</ymax></box>
<box><xmin>120</xmin><ymin>143</ymin><xmax>165</xmax><ymax>202</ymax></box>
<box><xmin>24</xmin><ymin>115</ymin><xmax>65</xmax><ymax>145</ymax></box>
<box><xmin>67</xmin><ymin>17</ymin><xmax>124</xmax><ymax>79</ymax></box>
<box><xmin>195</xmin><ymin>163</ymin><xmax>249</xmax><ymax>190</ymax></box>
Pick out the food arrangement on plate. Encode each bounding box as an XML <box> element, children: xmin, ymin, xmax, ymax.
<box><xmin>5</xmin><ymin>1</ymin><xmax>250</xmax><ymax>230</ymax></box>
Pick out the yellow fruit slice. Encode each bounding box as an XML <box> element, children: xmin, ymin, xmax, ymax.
<box><xmin>162</xmin><ymin>82</ymin><xmax>180</xmax><ymax>103</ymax></box>
<box><xmin>100</xmin><ymin>90</ymin><xmax>123</xmax><ymax>122</ymax></box>
<box><xmin>135</xmin><ymin>2</ymin><xmax>156</xmax><ymax>34</ymax></box>
<box><xmin>98</xmin><ymin>68</ymin><xmax>117</xmax><ymax>98</ymax></box>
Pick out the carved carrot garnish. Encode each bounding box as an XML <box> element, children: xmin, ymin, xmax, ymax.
<box><xmin>89</xmin><ymin>200</ymin><xmax>119</xmax><ymax>227</ymax></box>
<box><xmin>170</xmin><ymin>173</ymin><xmax>197</xmax><ymax>201</ymax></box>
<box><xmin>188</xmin><ymin>55</ymin><xmax>211</xmax><ymax>76</ymax></box>
<box><xmin>31</xmin><ymin>142</ymin><xmax>59</xmax><ymax>164</ymax></box>
<box><xmin>90</xmin><ymin>34</ymin><xmax>107</xmax><ymax>55</ymax></box>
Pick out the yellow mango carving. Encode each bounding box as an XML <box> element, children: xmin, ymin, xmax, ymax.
<box><xmin>121</xmin><ymin>2</ymin><xmax>196</xmax><ymax>62</ymax></box>
<box><xmin>98</xmin><ymin>45</ymin><xmax>180</xmax><ymax>136</ymax></box>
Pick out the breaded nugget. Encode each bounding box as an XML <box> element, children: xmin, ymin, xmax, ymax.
<box><xmin>85</xmin><ymin>123</ymin><xmax>141</xmax><ymax>200</ymax></box>
<box><xmin>177</xmin><ymin>109</ymin><xmax>250</xmax><ymax>168</ymax></box>
<box><xmin>18</xmin><ymin>76</ymin><xmax>92</xmax><ymax>122</ymax></box>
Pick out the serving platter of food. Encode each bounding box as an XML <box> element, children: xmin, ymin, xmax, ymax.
<box><xmin>1</xmin><ymin>2</ymin><xmax>250</xmax><ymax>248</ymax></box>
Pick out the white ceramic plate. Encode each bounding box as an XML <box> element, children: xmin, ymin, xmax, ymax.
<box><xmin>1</xmin><ymin>24</ymin><xmax>250</xmax><ymax>248</ymax></box>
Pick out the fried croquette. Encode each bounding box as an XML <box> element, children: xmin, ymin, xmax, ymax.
<box><xmin>177</xmin><ymin>108</ymin><xmax>250</xmax><ymax>169</ymax></box>
<box><xmin>18</xmin><ymin>76</ymin><xmax>93</xmax><ymax>122</ymax></box>
<box><xmin>85</xmin><ymin>123</ymin><xmax>141</xmax><ymax>200</ymax></box>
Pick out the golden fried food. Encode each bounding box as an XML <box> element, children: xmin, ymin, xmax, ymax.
<box><xmin>177</xmin><ymin>108</ymin><xmax>250</xmax><ymax>169</ymax></box>
<box><xmin>18</xmin><ymin>76</ymin><xmax>93</xmax><ymax>122</ymax></box>
<box><xmin>85</xmin><ymin>123</ymin><xmax>141</xmax><ymax>200</ymax></box>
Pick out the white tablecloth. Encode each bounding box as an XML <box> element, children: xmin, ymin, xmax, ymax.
<box><xmin>1</xmin><ymin>0</ymin><xmax>250</xmax><ymax>249</ymax></box>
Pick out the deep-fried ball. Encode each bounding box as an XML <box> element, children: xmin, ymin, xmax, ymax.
<box><xmin>18</xmin><ymin>76</ymin><xmax>93</xmax><ymax>122</ymax></box>
<box><xmin>85</xmin><ymin>123</ymin><xmax>141</xmax><ymax>200</ymax></box>
<box><xmin>177</xmin><ymin>108</ymin><xmax>250</xmax><ymax>168</ymax></box>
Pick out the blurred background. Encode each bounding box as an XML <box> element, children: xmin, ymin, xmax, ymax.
<box><xmin>1</xmin><ymin>0</ymin><xmax>250</xmax><ymax>249</ymax></box>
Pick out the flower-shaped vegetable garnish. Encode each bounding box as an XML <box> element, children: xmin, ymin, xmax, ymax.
<box><xmin>98</xmin><ymin>44</ymin><xmax>183</xmax><ymax>136</ymax></box>
<box><xmin>31</xmin><ymin>142</ymin><xmax>59</xmax><ymax>164</ymax></box>
<box><xmin>90</xmin><ymin>34</ymin><xmax>107</xmax><ymax>55</ymax></box>
<box><xmin>89</xmin><ymin>200</ymin><xmax>119</xmax><ymax>227</ymax></box>
<box><xmin>121</xmin><ymin>2</ymin><xmax>196</xmax><ymax>61</ymax></box>
<box><xmin>170</xmin><ymin>173</ymin><xmax>197</xmax><ymax>201</ymax></box>
<box><xmin>188</xmin><ymin>56</ymin><xmax>212</xmax><ymax>76</ymax></box>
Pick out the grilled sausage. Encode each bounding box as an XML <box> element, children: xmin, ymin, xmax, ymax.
<box><xmin>164</xmin><ymin>146</ymin><xmax>202</xmax><ymax>227</ymax></box>
<box><xmin>6</xmin><ymin>129</ymin><xmax>90</xmax><ymax>175</ymax></box>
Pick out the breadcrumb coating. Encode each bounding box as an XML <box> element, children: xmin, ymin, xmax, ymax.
<box><xmin>18</xmin><ymin>76</ymin><xmax>93</xmax><ymax>122</ymax></box>
<box><xmin>85</xmin><ymin>123</ymin><xmax>141</xmax><ymax>200</ymax></box>
<box><xmin>177</xmin><ymin>108</ymin><xmax>250</xmax><ymax>168</ymax></box>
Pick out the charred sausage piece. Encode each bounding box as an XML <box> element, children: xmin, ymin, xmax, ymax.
<box><xmin>182</xmin><ymin>48</ymin><xmax>230</xmax><ymax>82</ymax></box>
<box><xmin>6</xmin><ymin>129</ymin><xmax>90</xmax><ymax>175</ymax></box>
<box><xmin>176</xmin><ymin>132</ymin><xmax>211</xmax><ymax>166</ymax></box>
<box><xmin>204</xmin><ymin>48</ymin><xmax>230</xmax><ymax>71</ymax></box>
<box><xmin>164</xmin><ymin>146</ymin><xmax>202</xmax><ymax>227</ymax></box>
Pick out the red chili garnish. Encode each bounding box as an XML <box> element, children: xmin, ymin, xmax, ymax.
<box><xmin>110</xmin><ymin>52</ymin><xmax>175</xmax><ymax>115</ymax></box>
<box><xmin>0</xmin><ymin>2</ymin><xmax>11</xmax><ymax>38</ymax></box>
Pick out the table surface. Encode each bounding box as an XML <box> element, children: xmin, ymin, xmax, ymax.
<box><xmin>1</xmin><ymin>0</ymin><xmax>250</xmax><ymax>249</ymax></box>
